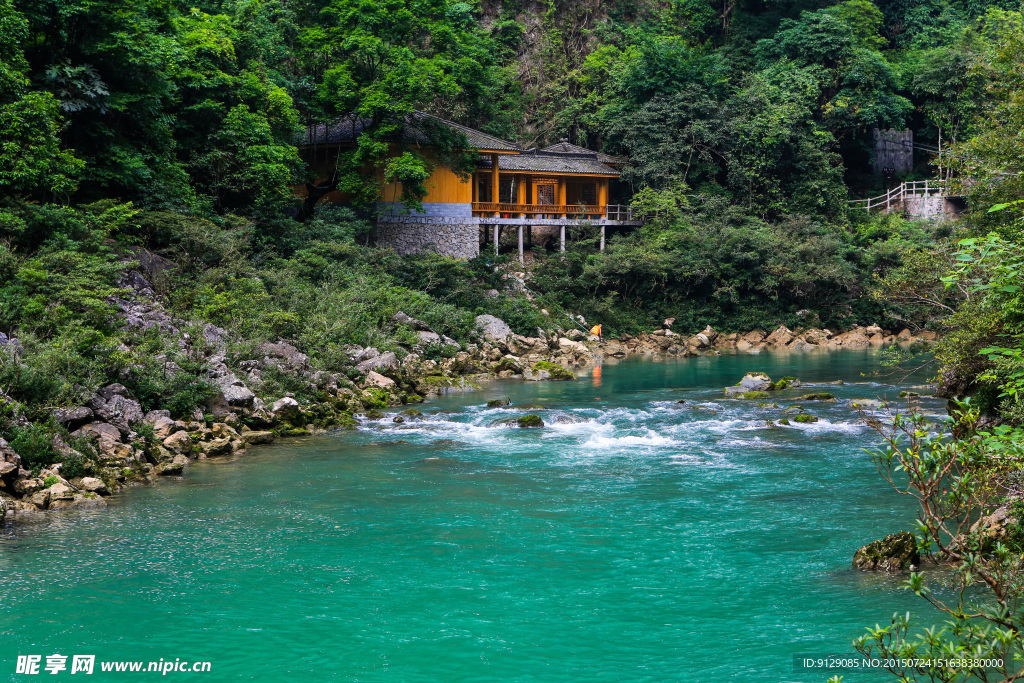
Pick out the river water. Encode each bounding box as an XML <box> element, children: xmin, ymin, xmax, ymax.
<box><xmin>1</xmin><ymin>351</ymin><xmax>943</xmax><ymax>682</ymax></box>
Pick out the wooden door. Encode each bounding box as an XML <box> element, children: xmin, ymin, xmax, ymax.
<box><xmin>536</xmin><ymin>183</ymin><xmax>555</xmax><ymax>216</ymax></box>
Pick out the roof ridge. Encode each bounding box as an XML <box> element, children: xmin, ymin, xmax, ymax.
<box><xmin>412</xmin><ymin>111</ymin><xmax>521</xmax><ymax>151</ymax></box>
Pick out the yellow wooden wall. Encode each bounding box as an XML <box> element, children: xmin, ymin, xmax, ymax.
<box><xmin>296</xmin><ymin>147</ymin><xmax>472</xmax><ymax>205</ymax></box>
<box><xmin>380</xmin><ymin>152</ymin><xmax>472</xmax><ymax>204</ymax></box>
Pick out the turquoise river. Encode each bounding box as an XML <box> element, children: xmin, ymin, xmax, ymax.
<box><xmin>1</xmin><ymin>351</ymin><xmax>945</xmax><ymax>682</ymax></box>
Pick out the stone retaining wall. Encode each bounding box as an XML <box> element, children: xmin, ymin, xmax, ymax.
<box><xmin>374</xmin><ymin>219</ymin><xmax>480</xmax><ymax>259</ymax></box>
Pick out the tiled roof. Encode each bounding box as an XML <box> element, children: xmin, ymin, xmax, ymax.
<box><xmin>478</xmin><ymin>148</ymin><xmax>620</xmax><ymax>176</ymax></box>
<box><xmin>540</xmin><ymin>140</ymin><xmax>626</xmax><ymax>166</ymax></box>
<box><xmin>299</xmin><ymin>112</ymin><xmax>521</xmax><ymax>151</ymax></box>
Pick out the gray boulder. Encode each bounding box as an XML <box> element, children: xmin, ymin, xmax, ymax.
<box><xmin>724</xmin><ymin>373</ymin><xmax>772</xmax><ymax>397</ymax></box>
<box><xmin>392</xmin><ymin>311</ymin><xmax>433</xmax><ymax>332</ymax></box>
<box><xmin>357</xmin><ymin>351</ymin><xmax>399</xmax><ymax>374</ymax></box>
<box><xmin>416</xmin><ymin>331</ymin><xmax>442</xmax><ymax>346</ymax></box>
<box><xmin>219</xmin><ymin>378</ymin><xmax>255</xmax><ymax>407</ymax></box>
<box><xmin>0</xmin><ymin>438</ymin><xmax>21</xmax><ymax>480</ymax></box>
<box><xmin>351</xmin><ymin>347</ymin><xmax>380</xmax><ymax>364</ymax></box>
<box><xmin>364</xmin><ymin>371</ymin><xmax>396</xmax><ymax>389</ymax></box>
<box><xmin>259</xmin><ymin>341</ymin><xmax>311</xmax><ymax>374</ymax></box>
<box><xmin>52</xmin><ymin>406</ymin><xmax>94</xmax><ymax>430</ymax></box>
<box><xmin>79</xmin><ymin>477</ymin><xmax>109</xmax><ymax>495</ymax></box>
<box><xmin>475</xmin><ymin>315</ymin><xmax>513</xmax><ymax>343</ymax></box>
<box><xmin>271</xmin><ymin>397</ymin><xmax>301</xmax><ymax>420</ymax></box>
<box><xmin>86</xmin><ymin>385</ymin><xmax>143</xmax><ymax>434</ymax></box>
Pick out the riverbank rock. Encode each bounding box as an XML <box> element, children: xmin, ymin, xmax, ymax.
<box><xmin>363</xmin><ymin>371</ymin><xmax>396</xmax><ymax>389</ymax></box>
<box><xmin>271</xmin><ymin>397</ymin><xmax>301</xmax><ymax>420</ymax></box>
<box><xmin>240</xmin><ymin>428</ymin><xmax>275</xmax><ymax>445</ymax></box>
<box><xmin>853</xmin><ymin>532</ymin><xmax>920</xmax><ymax>572</ymax></box>
<box><xmin>968</xmin><ymin>507</ymin><xmax>1017</xmax><ymax>551</ymax></box>
<box><xmin>86</xmin><ymin>384</ymin><xmax>144</xmax><ymax>435</ymax></box>
<box><xmin>357</xmin><ymin>351</ymin><xmax>399</xmax><ymax>374</ymax></box>
<box><xmin>765</xmin><ymin>326</ymin><xmax>794</xmax><ymax>346</ymax></box>
<box><xmin>523</xmin><ymin>361</ymin><xmax>576</xmax><ymax>381</ymax></box>
<box><xmin>79</xmin><ymin>477</ymin><xmax>109</xmax><ymax>495</ymax></box>
<box><xmin>156</xmin><ymin>454</ymin><xmax>190</xmax><ymax>476</ymax></box>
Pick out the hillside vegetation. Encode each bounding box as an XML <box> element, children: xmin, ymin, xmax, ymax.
<box><xmin>5</xmin><ymin>0</ymin><xmax>1024</xmax><ymax>676</ymax></box>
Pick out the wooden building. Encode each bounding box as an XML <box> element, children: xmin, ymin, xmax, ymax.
<box><xmin>298</xmin><ymin>113</ymin><xmax>640</xmax><ymax>259</ymax></box>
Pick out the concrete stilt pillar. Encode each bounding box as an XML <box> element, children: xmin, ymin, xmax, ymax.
<box><xmin>518</xmin><ymin>225</ymin><xmax>524</xmax><ymax>263</ymax></box>
<box><xmin>560</xmin><ymin>225</ymin><xmax>565</xmax><ymax>253</ymax></box>
<box><xmin>493</xmin><ymin>225</ymin><xmax>499</xmax><ymax>256</ymax></box>
<box><xmin>600</xmin><ymin>225</ymin><xmax>606</xmax><ymax>252</ymax></box>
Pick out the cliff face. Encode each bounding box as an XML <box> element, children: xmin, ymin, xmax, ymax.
<box><xmin>475</xmin><ymin>0</ymin><xmax>627</xmax><ymax>146</ymax></box>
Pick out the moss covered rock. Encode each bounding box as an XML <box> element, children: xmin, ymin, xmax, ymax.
<box><xmin>736</xmin><ymin>391</ymin><xmax>770</xmax><ymax>399</ymax></box>
<box><xmin>487</xmin><ymin>399</ymin><xmax>511</xmax><ymax>408</ymax></box>
<box><xmin>517</xmin><ymin>414</ymin><xmax>545</xmax><ymax>428</ymax></box>
<box><xmin>491</xmin><ymin>414</ymin><xmax>546</xmax><ymax>428</ymax></box>
<box><xmin>799</xmin><ymin>393</ymin><xmax>835</xmax><ymax>401</ymax></box>
<box><xmin>724</xmin><ymin>372</ymin><xmax>772</xmax><ymax>396</ymax></box>
<box><xmin>524</xmin><ymin>361</ymin><xmax>576</xmax><ymax>381</ymax></box>
<box><xmin>852</xmin><ymin>532</ymin><xmax>920</xmax><ymax>572</ymax></box>
<box><xmin>793</xmin><ymin>414</ymin><xmax>818</xmax><ymax>423</ymax></box>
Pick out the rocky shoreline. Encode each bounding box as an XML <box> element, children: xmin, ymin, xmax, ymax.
<box><xmin>598</xmin><ymin>320</ymin><xmax>936</xmax><ymax>358</ymax></box>
<box><xmin>0</xmin><ymin>278</ymin><xmax>937</xmax><ymax>523</ymax></box>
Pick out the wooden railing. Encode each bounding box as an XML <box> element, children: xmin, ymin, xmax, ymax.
<box><xmin>471</xmin><ymin>203</ymin><xmax>637</xmax><ymax>220</ymax></box>
<box><xmin>848</xmin><ymin>180</ymin><xmax>949</xmax><ymax>211</ymax></box>
<box><xmin>472</xmin><ymin>202</ymin><xmax>603</xmax><ymax>216</ymax></box>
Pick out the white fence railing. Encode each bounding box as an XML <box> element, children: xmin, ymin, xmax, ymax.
<box><xmin>605</xmin><ymin>204</ymin><xmax>636</xmax><ymax>221</ymax></box>
<box><xmin>848</xmin><ymin>180</ymin><xmax>949</xmax><ymax>211</ymax></box>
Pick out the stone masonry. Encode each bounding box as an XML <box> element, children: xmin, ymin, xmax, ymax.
<box><xmin>373</xmin><ymin>202</ymin><xmax>479</xmax><ymax>259</ymax></box>
<box><xmin>374</xmin><ymin>218</ymin><xmax>480</xmax><ymax>259</ymax></box>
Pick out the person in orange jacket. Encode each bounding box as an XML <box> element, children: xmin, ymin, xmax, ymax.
<box><xmin>590</xmin><ymin>323</ymin><xmax>603</xmax><ymax>341</ymax></box>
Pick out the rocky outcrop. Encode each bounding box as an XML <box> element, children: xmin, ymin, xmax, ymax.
<box><xmin>853</xmin><ymin>532</ymin><xmax>920</xmax><ymax>572</ymax></box>
<box><xmin>476</xmin><ymin>314</ymin><xmax>513</xmax><ymax>343</ymax></box>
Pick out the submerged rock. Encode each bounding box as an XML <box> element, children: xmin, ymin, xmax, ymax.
<box><xmin>799</xmin><ymin>393</ymin><xmax>836</xmax><ymax>401</ymax></box>
<box><xmin>850</xmin><ymin>399</ymin><xmax>885</xmax><ymax>410</ymax></box>
<box><xmin>491</xmin><ymin>414</ymin><xmax>545</xmax><ymax>428</ymax></box>
<box><xmin>734</xmin><ymin>391</ymin><xmax>770</xmax><ymax>400</ymax></box>
<box><xmin>853</xmin><ymin>532</ymin><xmax>920</xmax><ymax>572</ymax></box>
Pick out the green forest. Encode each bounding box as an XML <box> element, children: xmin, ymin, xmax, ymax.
<box><xmin>3</xmin><ymin>0</ymin><xmax>1024</xmax><ymax>675</ymax></box>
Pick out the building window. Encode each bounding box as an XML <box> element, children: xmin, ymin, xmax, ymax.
<box><xmin>537</xmin><ymin>184</ymin><xmax>555</xmax><ymax>205</ymax></box>
<box><xmin>500</xmin><ymin>177</ymin><xmax>516</xmax><ymax>203</ymax></box>
<box><xmin>581</xmin><ymin>183</ymin><xmax>597</xmax><ymax>205</ymax></box>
